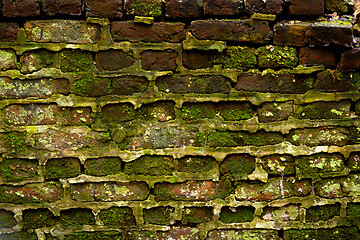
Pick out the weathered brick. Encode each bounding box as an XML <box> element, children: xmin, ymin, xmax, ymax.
<box><xmin>70</xmin><ymin>182</ymin><xmax>149</xmax><ymax>201</ymax></box>
<box><xmin>111</xmin><ymin>76</ymin><xmax>149</xmax><ymax>95</ymax></box>
<box><xmin>178</xmin><ymin>156</ymin><xmax>218</xmax><ymax>173</ymax></box>
<box><xmin>0</xmin><ymin>232</ymin><xmax>37</xmax><ymax>240</ymax></box>
<box><xmin>153</xmin><ymin>181</ymin><xmax>232</xmax><ymax>201</ymax></box>
<box><xmin>0</xmin><ymin>49</ymin><xmax>16</xmax><ymax>70</ymax></box>
<box><xmin>299</xmin><ymin>47</ymin><xmax>336</xmax><ymax>67</ymax></box>
<box><xmin>84</xmin><ymin>157</ymin><xmax>122</xmax><ymax>176</ymax></box>
<box><xmin>245</xmin><ymin>0</ymin><xmax>283</xmax><ymax>14</ymax></box>
<box><xmin>144</xmin><ymin>206</ymin><xmax>174</xmax><ymax>225</ymax></box>
<box><xmin>45</xmin><ymin>158</ymin><xmax>81</xmax><ymax>179</ymax></box>
<box><xmin>2</xmin><ymin>0</ymin><xmax>40</xmax><ymax>17</ymax></box>
<box><xmin>138</xmin><ymin>101</ymin><xmax>175</xmax><ymax>121</ymax></box>
<box><xmin>296</xmin><ymin>101</ymin><xmax>351</xmax><ymax>119</ymax></box>
<box><xmin>305</xmin><ymin>22</ymin><xmax>354</xmax><ymax>48</ymax></box>
<box><xmin>0</xmin><ymin>209</ymin><xmax>16</xmax><ymax>227</ymax></box>
<box><xmin>60</xmin><ymin>50</ymin><xmax>94</xmax><ymax>73</ymax></box>
<box><xmin>0</xmin><ymin>158</ymin><xmax>38</xmax><ymax>182</ymax></box>
<box><xmin>283</xmin><ymin>227</ymin><xmax>358</xmax><ymax>240</ymax></box>
<box><xmin>339</xmin><ymin>48</ymin><xmax>360</xmax><ymax>71</ymax></box>
<box><xmin>64</xmin><ymin>232</ymin><xmax>125</xmax><ymax>240</ymax></box>
<box><xmin>261</xmin><ymin>205</ymin><xmax>300</xmax><ymax>221</ymax></box>
<box><xmin>289</xmin><ymin>0</ymin><xmax>324</xmax><ymax>15</ymax></box>
<box><xmin>73</xmin><ymin>77</ymin><xmax>111</xmax><ymax>97</ymax></box>
<box><xmin>124</xmin><ymin>155</ymin><xmax>177</xmax><ymax>176</ymax></box>
<box><xmin>111</xmin><ymin>22</ymin><xmax>187</xmax><ymax>42</ymax></box>
<box><xmin>3</xmin><ymin>132</ymin><xmax>27</xmax><ymax>154</ymax></box>
<box><xmin>5</xmin><ymin>104</ymin><xmax>57</xmax><ymax>126</ymax></box>
<box><xmin>60</xmin><ymin>107</ymin><xmax>93</xmax><ymax>125</ymax></box>
<box><xmin>25</xmin><ymin>20</ymin><xmax>100</xmax><ymax>44</ymax></box>
<box><xmin>85</xmin><ymin>0</ymin><xmax>123</xmax><ymax>18</ymax></box>
<box><xmin>216</xmin><ymin>101</ymin><xmax>254</xmax><ymax>121</ymax></box>
<box><xmin>219</xmin><ymin>206</ymin><xmax>255</xmax><ymax>223</ymax></box>
<box><xmin>156</xmin><ymin>75</ymin><xmax>232</xmax><ymax>94</ymax></box>
<box><xmin>182</xmin><ymin>207</ymin><xmax>213</xmax><ymax>224</ymax></box>
<box><xmin>315</xmin><ymin>178</ymin><xmax>343</xmax><ymax>198</ymax></box>
<box><xmin>141</xmin><ymin>50</ymin><xmax>178</xmax><ymax>71</ymax></box>
<box><xmin>99</xmin><ymin>207</ymin><xmax>136</xmax><ymax>226</ymax></box>
<box><xmin>182</xmin><ymin>50</ymin><xmax>218</xmax><ymax>69</ymax></box>
<box><xmin>257</xmin><ymin>101</ymin><xmax>293</xmax><ymax>122</ymax></box>
<box><xmin>102</xmin><ymin>103</ymin><xmax>136</xmax><ymax>124</ymax></box>
<box><xmin>96</xmin><ymin>50</ymin><xmax>134</xmax><ymax>71</ymax></box>
<box><xmin>208</xmin><ymin>230</ymin><xmax>279</xmax><ymax>240</ymax></box>
<box><xmin>203</xmin><ymin>0</ymin><xmax>242</xmax><ymax>16</ymax></box>
<box><xmin>346</xmin><ymin>203</ymin><xmax>360</xmax><ymax>222</ymax></box>
<box><xmin>22</xmin><ymin>208</ymin><xmax>58</xmax><ymax>229</ymax></box>
<box><xmin>342</xmin><ymin>174</ymin><xmax>360</xmax><ymax>197</ymax></box>
<box><xmin>348</xmin><ymin>152</ymin><xmax>360</xmax><ymax>171</ymax></box>
<box><xmin>180</xmin><ymin>102</ymin><xmax>216</xmax><ymax>121</ymax></box>
<box><xmin>191</xmin><ymin>20</ymin><xmax>272</xmax><ymax>43</ymax></box>
<box><xmin>315</xmin><ymin>70</ymin><xmax>354</xmax><ymax>92</ymax></box>
<box><xmin>0</xmin><ymin>23</ymin><xmax>19</xmax><ymax>42</ymax></box>
<box><xmin>220</xmin><ymin>154</ymin><xmax>255</xmax><ymax>180</ymax></box>
<box><xmin>260</xmin><ymin>155</ymin><xmax>295</xmax><ymax>175</ymax></box>
<box><xmin>125</xmin><ymin>0</ymin><xmax>162</xmax><ymax>16</ymax></box>
<box><xmin>235</xmin><ymin>178</ymin><xmax>312</xmax><ymax>201</ymax></box>
<box><xmin>137</xmin><ymin>228</ymin><xmax>200</xmax><ymax>240</ymax></box>
<box><xmin>43</xmin><ymin>0</ymin><xmax>82</xmax><ymax>16</ymax></box>
<box><xmin>60</xmin><ymin>208</ymin><xmax>95</xmax><ymax>228</ymax></box>
<box><xmin>165</xmin><ymin>0</ymin><xmax>202</xmax><ymax>18</ymax></box>
<box><xmin>0</xmin><ymin>182</ymin><xmax>62</xmax><ymax>204</ymax></box>
<box><xmin>273</xmin><ymin>21</ymin><xmax>311</xmax><ymax>47</ymax></box>
<box><xmin>306</xmin><ymin>204</ymin><xmax>340</xmax><ymax>222</ymax></box>
<box><xmin>215</xmin><ymin>46</ymin><xmax>257</xmax><ymax>70</ymax></box>
<box><xmin>20</xmin><ymin>50</ymin><xmax>57</xmax><ymax>73</ymax></box>
<box><xmin>256</xmin><ymin>45</ymin><xmax>298</xmax><ymax>68</ymax></box>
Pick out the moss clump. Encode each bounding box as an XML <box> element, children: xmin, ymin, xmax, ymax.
<box><xmin>130</xmin><ymin>0</ymin><xmax>162</xmax><ymax>17</ymax></box>
<box><xmin>45</xmin><ymin>158</ymin><xmax>81</xmax><ymax>179</ymax></box>
<box><xmin>0</xmin><ymin>209</ymin><xmax>16</xmax><ymax>227</ymax></box>
<box><xmin>5</xmin><ymin>132</ymin><xmax>27</xmax><ymax>153</ymax></box>
<box><xmin>99</xmin><ymin>207</ymin><xmax>136</xmax><ymax>227</ymax></box>
<box><xmin>60</xmin><ymin>208</ymin><xmax>95</xmax><ymax>229</ymax></box>
<box><xmin>73</xmin><ymin>76</ymin><xmax>111</xmax><ymax>97</ymax></box>
<box><xmin>0</xmin><ymin>159</ymin><xmax>38</xmax><ymax>182</ymax></box>
<box><xmin>143</xmin><ymin>206</ymin><xmax>174</xmax><ymax>225</ymax></box>
<box><xmin>219</xmin><ymin>206</ymin><xmax>255</xmax><ymax>223</ymax></box>
<box><xmin>180</xmin><ymin>102</ymin><xmax>216</xmax><ymax>121</ymax></box>
<box><xmin>214</xmin><ymin>46</ymin><xmax>257</xmax><ymax>70</ymax></box>
<box><xmin>207</xmin><ymin>131</ymin><xmax>238</xmax><ymax>147</ymax></box>
<box><xmin>256</xmin><ymin>45</ymin><xmax>298</xmax><ymax>68</ymax></box>
<box><xmin>84</xmin><ymin>158</ymin><xmax>122</xmax><ymax>176</ymax></box>
<box><xmin>124</xmin><ymin>155</ymin><xmax>177</xmax><ymax>176</ymax></box>
<box><xmin>22</xmin><ymin>208</ymin><xmax>58</xmax><ymax>229</ymax></box>
<box><xmin>220</xmin><ymin>154</ymin><xmax>255</xmax><ymax>181</ymax></box>
<box><xmin>217</xmin><ymin>102</ymin><xmax>254</xmax><ymax>121</ymax></box>
<box><xmin>306</xmin><ymin>204</ymin><xmax>341</xmax><ymax>222</ymax></box>
<box><xmin>60</xmin><ymin>50</ymin><xmax>93</xmax><ymax>73</ymax></box>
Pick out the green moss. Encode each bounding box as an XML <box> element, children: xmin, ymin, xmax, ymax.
<box><xmin>99</xmin><ymin>207</ymin><xmax>136</xmax><ymax>227</ymax></box>
<box><xmin>45</xmin><ymin>158</ymin><xmax>81</xmax><ymax>179</ymax></box>
<box><xmin>73</xmin><ymin>76</ymin><xmax>111</xmax><ymax>96</ymax></box>
<box><xmin>5</xmin><ymin>132</ymin><xmax>27</xmax><ymax>153</ymax></box>
<box><xmin>214</xmin><ymin>46</ymin><xmax>257</xmax><ymax>70</ymax></box>
<box><xmin>60</xmin><ymin>208</ymin><xmax>95</xmax><ymax>230</ymax></box>
<box><xmin>219</xmin><ymin>109</ymin><xmax>253</xmax><ymax>121</ymax></box>
<box><xmin>306</xmin><ymin>204</ymin><xmax>340</xmax><ymax>222</ymax></box>
<box><xmin>178</xmin><ymin>156</ymin><xmax>217</xmax><ymax>173</ymax></box>
<box><xmin>220</xmin><ymin>155</ymin><xmax>255</xmax><ymax>181</ymax></box>
<box><xmin>284</xmin><ymin>227</ymin><xmax>358</xmax><ymax>240</ymax></box>
<box><xmin>131</xmin><ymin>0</ymin><xmax>162</xmax><ymax>17</ymax></box>
<box><xmin>180</xmin><ymin>103</ymin><xmax>216</xmax><ymax>121</ymax></box>
<box><xmin>143</xmin><ymin>207</ymin><xmax>174</xmax><ymax>225</ymax></box>
<box><xmin>240</xmin><ymin>131</ymin><xmax>283</xmax><ymax>146</ymax></box>
<box><xmin>207</xmin><ymin>131</ymin><xmax>238</xmax><ymax>147</ymax></box>
<box><xmin>346</xmin><ymin>203</ymin><xmax>360</xmax><ymax>222</ymax></box>
<box><xmin>219</xmin><ymin>206</ymin><xmax>255</xmax><ymax>223</ymax></box>
<box><xmin>124</xmin><ymin>155</ymin><xmax>177</xmax><ymax>176</ymax></box>
<box><xmin>0</xmin><ymin>232</ymin><xmax>38</xmax><ymax>240</ymax></box>
<box><xmin>22</xmin><ymin>208</ymin><xmax>58</xmax><ymax>229</ymax></box>
<box><xmin>338</xmin><ymin>71</ymin><xmax>360</xmax><ymax>92</ymax></box>
<box><xmin>65</xmin><ymin>232</ymin><xmax>125</xmax><ymax>240</ymax></box>
<box><xmin>84</xmin><ymin>158</ymin><xmax>122</xmax><ymax>176</ymax></box>
<box><xmin>60</xmin><ymin>50</ymin><xmax>93</xmax><ymax>73</ymax></box>
<box><xmin>0</xmin><ymin>159</ymin><xmax>38</xmax><ymax>182</ymax></box>
<box><xmin>256</xmin><ymin>45</ymin><xmax>298</xmax><ymax>68</ymax></box>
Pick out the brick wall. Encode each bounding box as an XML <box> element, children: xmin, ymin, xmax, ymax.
<box><xmin>1</xmin><ymin>0</ymin><xmax>360</xmax><ymax>239</ymax></box>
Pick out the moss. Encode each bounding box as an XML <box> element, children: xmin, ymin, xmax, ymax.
<box><xmin>0</xmin><ymin>159</ymin><xmax>38</xmax><ymax>182</ymax></box>
<box><xmin>0</xmin><ymin>232</ymin><xmax>38</xmax><ymax>240</ymax></box>
<box><xmin>180</xmin><ymin>103</ymin><xmax>216</xmax><ymax>121</ymax></box>
<box><xmin>219</xmin><ymin>206</ymin><xmax>255</xmax><ymax>223</ymax></box>
<box><xmin>306</xmin><ymin>204</ymin><xmax>341</xmax><ymax>222</ymax></box>
<box><xmin>256</xmin><ymin>45</ymin><xmax>298</xmax><ymax>68</ymax></box>
<box><xmin>338</xmin><ymin>71</ymin><xmax>360</xmax><ymax>92</ymax></box>
<box><xmin>124</xmin><ymin>155</ymin><xmax>177</xmax><ymax>176</ymax></box>
<box><xmin>143</xmin><ymin>206</ymin><xmax>174</xmax><ymax>225</ymax></box>
<box><xmin>220</xmin><ymin>154</ymin><xmax>255</xmax><ymax>181</ymax></box>
<box><xmin>240</xmin><ymin>131</ymin><xmax>283</xmax><ymax>146</ymax></box>
<box><xmin>60</xmin><ymin>208</ymin><xmax>95</xmax><ymax>230</ymax></box>
<box><xmin>346</xmin><ymin>203</ymin><xmax>360</xmax><ymax>222</ymax></box>
<box><xmin>45</xmin><ymin>158</ymin><xmax>81</xmax><ymax>180</ymax></box>
<box><xmin>214</xmin><ymin>46</ymin><xmax>257</xmax><ymax>70</ymax></box>
<box><xmin>99</xmin><ymin>207</ymin><xmax>136</xmax><ymax>227</ymax></box>
<box><xmin>84</xmin><ymin>158</ymin><xmax>122</xmax><ymax>176</ymax></box>
<box><xmin>22</xmin><ymin>208</ymin><xmax>58</xmax><ymax>229</ymax></box>
<box><xmin>178</xmin><ymin>156</ymin><xmax>217</xmax><ymax>173</ymax></box>
<box><xmin>284</xmin><ymin>227</ymin><xmax>358</xmax><ymax>240</ymax></box>
<box><xmin>325</xmin><ymin>0</ymin><xmax>349</xmax><ymax>14</ymax></box>
<box><xmin>0</xmin><ymin>209</ymin><xmax>16</xmax><ymax>227</ymax></box>
<box><xmin>5</xmin><ymin>132</ymin><xmax>27</xmax><ymax>153</ymax></box>
<box><xmin>220</xmin><ymin>109</ymin><xmax>253</xmax><ymax>121</ymax></box>
<box><xmin>65</xmin><ymin>232</ymin><xmax>125</xmax><ymax>240</ymax></box>
<box><xmin>131</xmin><ymin>0</ymin><xmax>162</xmax><ymax>17</ymax></box>
<box><xmin>73</xmin><ymin>76</ymin><xmax>111</xmax><ymax>96</ymax></box>
<box><xmin>60</xmin><ymin>50</ymin><xmax>93</xmax><ymax>73</ymax></box>
<box><xmin>207</xmin><ymin>131</ymin><xmax>238</xmax><ymax>147</ymax></box>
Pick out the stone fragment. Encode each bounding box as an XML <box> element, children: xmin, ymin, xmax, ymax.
<box><xmin>203</xmin><ymin>0</ymin><xmax>242</xmax><ymax>16</ymax></box>
<box><xmin>257</xmin><ymin>101</ymin><xmax>293</xmax><ymax>123</ymax></box>
<box><xmin>43</xmin><ymin>0</ymin><xmax>82</xmax><ymax>16</ymax></box>
<box><xmin>339</xmin><ymin>48</ymin><xmax>360</xmax><ymax>71</ymax></box>
<box><xmin>96</xmin><ymin>50</ymin><xmax>134</xmax><ymax>71</ymax></box>
<box><xmin>299</xmin><ymin>47</ymin><xmax>336</xmax><ymax>67</ymax></box>
<box><xmin>245</xmin><ymin>0</ymin><xmax>283</xmax><ymax>14</ymax></box>
<box><xmin>140</xmin><ymin>50</ymin><xmax>178</xmax><ymax>71</ymax></box>
<box><xmin>5</xmin><ymin>104</ymin><xmax>57</xmax><ymax>126</ymax></box>
<box><xmin>273</xmin><ymin>21</ymin><xmax>311</xmax><ymax>47</ymax></box>
<box><xmin>0</xmin><ymin>23</ymin><xmax>19</xmax><ymax>42</ymax></box>
<box><xmin>2</xmin><ymin>0</ymin><xmax>40</xmax><ymax>17</ymax></box>
<box><xmin>85</xmin><ymin>0</ymin><xmax>123</xmax><ymax>18</ymax></box>
<box><xmin>289</xmin><ymin>0</ymin><xmax>324</xmax><ymax>15</ymax></box>
<box><xmin>165</xmin><ymin>0</ymin><xmax>202</xmax><ymax>18</ymax></box>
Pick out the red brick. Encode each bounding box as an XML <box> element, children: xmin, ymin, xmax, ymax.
<box><xmin>182</xmin><ymin>207</ymin><xmax>213</xmax><ymax>224</ymax></box>
<box><xmin>43</xmin><ymin>0</ymin><xmax>82</xmax><ymax>16</ymax></box>
<box><xmin>85</xmin><ymin>0</ymin><xmax>123</xmax><ymax>19</ymax></box>
<box><xmin>262</xmin><ymin>205</ymin><xmax>300</xmax><ymax>221</ymax></box>
<box><xmin>257</xmin><ymin>101</ymin><xmax>293</xmax><ymax>123</ymax></box>
<box><xmin>111</xmin><ymin>22</ymin><xmax>187</xmax><ymax>43</ymax></box>
<box><xmin>45</xmin><ymin>158</ymin><xmax>81</xmax><ymax>179</ymax></box>
<box><xmin>111</xmin><ymin>76</ymin><xmax>149</xmax><ymax>95</ymax></box>
<box><xmin>153</xmin><ymin>228</ymin><xmax>200</xmax><ymax>240</ymax></box>
<box><xmin>0</xmin><ymin>49</ymin><xmax>17</xmax><ymax>70</ymax></box>
<box><xmin>182</xmin><ymin>50</ymin><xmax>218</xmax><ymax>69</ymax></box>
<box><xmin>60</xmin><ymin>107</ymin><xmax>93</xmax><ymax>125</ymax></box>
<box><xmin>165</xmin><ymin>0</ymin><xmax>202</xmax><ymax>18</ymax></box>
<box><xmin>138</xmin><ymin>101</ymin><xmax>176</xmax><ymax>121</ymax></box>
<box><xmin>274</xmin><ymin>21</ymin><xmax>311</xmax><ymax>47</ymax></box>
<box><xmin>125</xmin><ymin>0</ymin><xmax>163</xmax><ymax>16</ymax></box>
<box><xmin>315</xmin><ymin>179</ymin><xmax>343</xmax><ymax>198</ymax></box>
<box><xmin>96</xmin><ymin>50</ymin><xmax>134</xmax><ymax>71</ymax></box>
<box><xmin>180</xmin><ymin>102</ymin><xmax>216</xmax><ymax>120</ymax></box>
<box><xmin>141</xmin><ymin>50</ymin><xmax>178</xmax><ymax>71</ymax></box>
<box><xmin>144</xmin><ymin>206</ymin><xmax>174</xmax><ymax>225</ymax></box>
<box><xmin>289</xmin><ymin>0</ymin><xmax>324</xmax><ymax>15</ymax></box>
<box><xmin>191</xmin><ymin>20</ymin><xmax>272</xmax><ymax>43</ymax></box>
<box><xmin>2</xmin><ymin>0</ymin><xmax>40</xmax><ymax>17</ymax></box>
<box><xmin>245</xmin><ymin>0</ymin><xmax>283</xmax><ymax>14</ymax></box>
<box><xmin>296</xmin><ymin>101</ymin><xmax>351</xmax><ymax>119</ymax></box>
<box><xmin>178</xmin><ymin>156</ymin><xmax>218</xmax><ymax>173</ymax></box>
<box><xmin>20</xmin><ymin>50</ymin><xmax>57</xmax><ymax>73</ymax></box>
<box><xmin>315</xmin><ymin>70</ymin><xmax>354</xmax><ymax>92</ymax></box>
<box><xmin>70</xmin><ymin>182</ymin><xmax>149</xmax><ymax>201</ymax></box>
<box><xmin>0</xmin><ymin>159</ymin><xmax>38</xmax><ymax>182</ymax></box>
<box><xmin>0</xmin><ymin>23</ymin><xmax>19</xmax><ymax>42</ymax></box>
<box><xmin>208</xmin><ymin>230</ymin><xmax>279</xmax><ymax>240</ymax></box>
<box><xmin>153</xmin><ymin>181</ymin><xmax>232</xmax><ymax>201</ymax></box>
<box><xmin>124</xmin><ymin>155</ymin><xmax>177</xmax><ymax>175</ymax></box>
<box><xmin>299</xmin><ymin>47</ymin><xmax>336</xmax><ymax>67</ymax></box>
<box><xmin>73</xmin><ymin>77</ymin><xmax>111</xmax><ymax>97</ymax></box>
<box><xmin>5</xmin><ymin>104</ymin><xmax>57</xmax><ymax>126</ymax></box>
<box><xmin>203</xmin><ymin>0</ymin><xmax>242</xmax><ymax>16</ymax></box>
<box><xmin>339</xmin><ymin>48</ymin><xmax>360</xmax><ymax>71</ymax></box>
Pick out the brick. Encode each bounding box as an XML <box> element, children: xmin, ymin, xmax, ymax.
<box><xmin>0</xmin><ymin>49</ymin><xmax>16</xmax><ymax>70</ymax></box>
<box><xmin>219</xmin><ymin>206</ymin><xmax>255</xmax><ymax>223</ymax></box>
<box><xmin>262</xmin><ymin>205</ymin><xmax>300</xmax><ymax>221</ymax></box>
<box><xmin>111</xmin><ymin>76</ymin><xmax>149</xmax><ymax>95</ymax></box>
<box><xmin>125</xmin><ymin>0</ymin><xmax>162</xmax><ymax>16</ymax></box>
<box><xmin>73</xmin><ymin>77</ymin><xmax>111</xmax><ymax>97</ymax></box>
<box><xmin>182</xmin><ymin>50</ymin><xmax>218</xmax><ymax>69</ymax></box>
<box><xmin>0</xmin><ymin>232</ymin><xmax>37</xmax><ymax>240</ymax></box>
<box><xmin>96</xmin><ymin>50</ymin><xmax>134</xmax><ymax>71</ymax></box>
<box><xmin>84</xmin><ymin>158</ymin><xmax>122</xmax><ymax>176</ymax></box>
<box><xmin>289</xmin><ymin>0</ymin><xmax>324</xmax><ymax>15</ymax></box>
<box><xmin>305</xmin><ymin>22</ymin><xmax>354</xmax><ymax>48</ymax></box>
<box><xmin>257</xmin><ymin>101</ymin><xmax>293</xmax><ymax>123</ymax></box>
<box><xmin>0</xmin><ymin>182</ymin><xmax>62</xmax><ymax>204</ymax></box>
<box><xmin>102</xmin><ymin>103</ymin><xmax>136</xmax><ymax>124</ymax></box>
<box><xmin>43</xmin><ymin>0</ymin><xmax>82</xmax><ymax>16</ymax></box>
<box><xmin>51</xmin><ymin>79</ymin><xmax>71</xmax><ymax>95</ymax></box>
<box><xmin>165</xmin><ymin>0</ymin><xmax>202</xmax><ymax>18</ymax></box>
<box><xmin>142</xmin><ymin>228</ymin><xmax>200</xmax><ymax>240</ymax></box>
<box><xmin>348</xmin><ymin>152</ymin><xmax>360</xmax><ymax>171</ymax></box>
<box><xmin>182</xmin><ymin>207</ymin><xmax>213</xmax><ymax>224</ymax></box>
<box><xmin>191</xmin><ymin>20</ymin><xmax>272</xmax><ymax>44</ymax></box>
<box><xmin>22</xmin><ymin>208</ymin><xmax>58</xmax><ymax>229</ymax></box>
<box><xmin>216</xmin><ymin>101</ymin><xmax>254</xmax><ymax>121</ymax></box>
<box><xmin>5</xmin><ymin>104</ymin><xmax>57</xmax><ymax>126</ymax></box>
<box><xmin>144</xmin><ymin>206</ymin><xmax>174</xmax><ymax>225</ymax></box>
<box><xmin>60</xmin><ymin>50</ymin><xmax>93</xmax><ymax>73</ymax></box>
<box><xmin>25</xmin><ymin>20</ymin><xmax>100</xmax><ymax>44</ymax></box>
<box><xmin>342</xmin><ymin>174</ymin><xmax>360</xmax><ymax>197</ymax></box>
<box><xmin>339</xmin><ymin>48</ymin><xmax>360</xmax><ymax>71</ymax></box>
<box><xmin>2</xmin><ymin>0</ymin><xmax>40</xmax><ymax>17</ymax></box>
<box><xmin>141</xmin><ymin>50</ymin><xmax>178</xmax><ymax>71</ymax></box>
<box><xmin>299</xmin><ymin>47</ymin><xmax>336</xmax><ymax>67</ymax></box>
<box><xmin>314</xmin><ymin>70</ymin><xmax>354</xmax><ymax>92</ymax></box>
<box><xmin>124</xmin><ymin>155</ymin><xmax>177</xmax><ymax>175</ymax></box>
<box><xmin>283</xmin><ymin>227</ymin><xmax>358</xmax><ymax>240</ymax></box>
<box><xmin>215</xmin><ymin>46</ymin><xmax>257</xmax><ymax>70</ymax></box>
<box><xmin>0</xmin><ymin>23</ymin><xmax>19</xmax><ymax>42</ymax></box>
<box><xmin>315</xmin><ymin>178</ymin><xmax>343</xmax><ymax>198</ymax></box>
<box><xmin>70</xmin><ymin>182</ymin><xmax>149</xmax><ymax>201</ymax></box>
<box><xmin>138</xmin><ymin>101</ymin><xmax>175</xmax><ymax>121</ymax></box>
<box><xmin>45</xmin><ymin>158</ymin><xmax>81</xmax><ymax>179</ymax></box>
<box><xmin>274</xmin><ymin>21</ymin><xmax>311</xmax><ymax>47</ymax></box>
<box><xmin>178</xmin><ymin>156</ymin><xmax>218</xmax><ymax>173</ymax></box>
<box><xmin>60</xmin><ymin>107</ymin><xmax>93</xmax><ymax>125</ymax></box>
<box><xmin>99</xmin><ymin>207</ymin><xmax>136</xmax><ymax>226</ymax></box>
<box><xmin>205</xmin><ymin>130</ymin><xmax>283</xmax><ymax>147</ymax></box>
<box><xmin>208</xmin><ymin>230</ymin><xmax>279</xmax><ymax>240</ymax></box>
<box><xmin>111</xmin><ymin>22</ymin><xmax>187</xmax><ymax>43</ymax></box>
<box><xmin>287</xmin><ymin>127</ymin><xmax>359</xmax><ymax>147</ymax></box>
<box><xmin>60</xmin><ymin>208</ymin><xmax>95</xmax><ymax>228</ymax></box>
<box><xmin>156</xmin><ymin>75</ymin><xmax>232</xmax><ymax>94</ymax></box>
<box><xmin>220</xmin><ymin>154</ymin><xmax>255</xmax><ymax>180</ymax></box>
<box><xmin>20</xmin><ymin>50</ymin><xmax>57</xmax><ymax>73</ymax></box>
<box><xmin>0</xmin><ymin>158</ymin><xmax>38</xmax><ymax>182</ymax></box>
<box><xmin>180</xmin><ymin>102</ymin><xmax>216</xmax><ymax>120</ymax></box>
<box><xmin>85</xmin><ymin>0</ymin><xmax>123</xmax><ymax>19</ymax></box>
<box><xmin>297</xmin><ymin>100</ymin><xmax>351</xmax><ymax>119</ymax></box>
<box><xmin>245</xmin><ymin>0</ymin><xmax>283</xmax><ymax>14</ymax></box>
<box><xmin>235</xmin><ymin>178</ymin><xmax>312</xmax><ymax>201</ymax></box>
<box><xmin>0</xmin><ymin>209</ymin><xmax>16</xmax><ymax>227</ymax></box>
<box><xmin>260</xmin><ymin>155</ymin><xmax>295</xmax><ymax>175</ymax></box>
<box><xmin>203</xmin><ymin>0</ymin><xmax>242</xmax><ymax>16</ymax></box>
<box><xmin>153</xmin><ymin>181</ymin><xmax>232</xmax><ymax>201</ymax></box>
<box><xmin>256</xmin><ymin>45</ymin><xmax>298</xmax><ymax>68</ymax></box>
<box><xmin>306</xmin><ymin>204</ymin><xmax>340</xmax><ymax>222</ymax></box>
